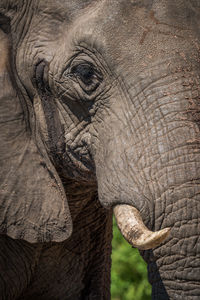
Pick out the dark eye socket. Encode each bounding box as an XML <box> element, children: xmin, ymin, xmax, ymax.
<box><xmin>71</xmin><ymin>64</ymin><xmax>97</xmax><ymax>85</ymax></box>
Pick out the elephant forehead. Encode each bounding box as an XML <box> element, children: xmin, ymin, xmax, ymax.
<box><xmin>31</xmin><ymin>1</ymin><xmax>149</xmax><ymax>72</ymax></box>
<box><xmin>56</xmin><ymin>2</ymin><xmax>159</xmax><ymax>75</ymax></box>
<box><xmin>18</xmin><ymin>0</ymin><xmax>200</xmax><ymax>79</ymax></box>
<box><xmin>36</xmin><ymin>0</ymin><xmax>148</xmax><ymax>30</ymax></box>
<box><xmin>66</xmin><ymin>0</ymin><xmax>200</xmax><ymax>76</ymax></box>
<box><xmin>37</xmin><ymin>0</ymin><xmax>100</xmax><ymax>20</ymax></box>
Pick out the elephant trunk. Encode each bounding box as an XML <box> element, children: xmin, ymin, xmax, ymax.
<box><xmin>113</xmin><ymin>204</ymin><xmax>170</xmax><ymax>250</ymax></box>
<box><xmin>95</xmin><ymin>54</ymin><xmax>200</xmax><ymax>298</ymax></box>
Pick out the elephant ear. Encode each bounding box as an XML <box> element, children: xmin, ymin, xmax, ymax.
<box><xmin>0</xmin><ymin>27</ymin><xmax>72</xmax><ymax>243</ymax></box>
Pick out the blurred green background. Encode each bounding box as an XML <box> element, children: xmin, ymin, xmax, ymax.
<box><xmin>111</xmin><ymin>219</ymin><xmax>151</xmax><ymax>300</ymax></box>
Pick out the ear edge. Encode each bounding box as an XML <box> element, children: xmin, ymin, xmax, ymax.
<box><xmin>0</xmin><ymin>139</ymin><xmax>73</xmax><ymax>244</ymax></box>
<box><xmin>2</xmin><ymin>219</ymin><xmax>73</xmax><ymax>244</ymax></box>
<box><xmin>0</xmin><ymin>29</ymin><xmax>73</xmax><ymax>244</ymax></box>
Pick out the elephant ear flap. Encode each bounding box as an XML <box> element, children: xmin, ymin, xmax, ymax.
<box><xmin>0</xmin><ymin>28</ymin><xmax>72</xmax><ymax>243</ymax></box>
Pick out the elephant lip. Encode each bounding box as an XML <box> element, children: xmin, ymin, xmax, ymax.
<box><xmin>113</xmin><ymin>204</ymin><xmax>171</xmax><ymax>250</ymax></box>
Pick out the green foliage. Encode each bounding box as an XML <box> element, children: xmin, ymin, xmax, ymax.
<box><xmin>111</xmin><ymin>219</ymin><xmax>151</xmax><ymax>300</ymax></box>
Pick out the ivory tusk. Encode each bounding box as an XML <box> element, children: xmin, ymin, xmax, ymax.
<box><xmin>113</xmin><ymin>204</ymin><xmax>170</xmax><ymax>250</ymax></box>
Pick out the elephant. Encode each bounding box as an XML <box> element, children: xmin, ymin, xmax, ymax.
<box><xmin>0</xmin><ymin>0</ymin><xmax>200</xmax><ymax>299</ymax></box>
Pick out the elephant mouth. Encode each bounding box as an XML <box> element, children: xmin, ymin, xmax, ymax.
<box><xmin>113</xmin><ymin>204</ymin><xmax>170</xmax><ymax>250</ymax></box>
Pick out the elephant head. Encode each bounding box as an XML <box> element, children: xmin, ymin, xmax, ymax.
<box><xmin>0</xmin><ymin>0</ymin><xmax>200</xmax><ymax>299</ymax></box>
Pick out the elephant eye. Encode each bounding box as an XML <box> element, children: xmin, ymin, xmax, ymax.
<box><xmin>71</xmin><ymin>64</ymin><xmax>97</xmax><ymax>85</ymax></box>
<box><xmin>67</xmin><ymin>63</ymin><xmax>102</xmax><ymax>93</ymax></box>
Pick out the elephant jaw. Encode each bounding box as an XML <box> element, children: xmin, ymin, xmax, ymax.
<box><xmin>113</xmin><ymin>205</ymin><xmax>171</xmax><ymax>250</ymax></box>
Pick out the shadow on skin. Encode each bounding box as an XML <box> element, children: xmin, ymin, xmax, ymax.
<box><xmin>143</xmin><ymin>250</ymin><xmax>170</xmax><ymax>300</ymax></box>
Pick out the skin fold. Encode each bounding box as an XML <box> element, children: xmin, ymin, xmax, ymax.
<box><xmin>0</xmin><ymin>0</ymin><xmax>200</xmax><ymax>299</ymax></box>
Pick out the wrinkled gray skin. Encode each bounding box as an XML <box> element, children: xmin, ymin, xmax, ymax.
<box><xmin>0</xmin><ymin>0</ymin><xmax>200</xmax><ymax>299</ymax></box>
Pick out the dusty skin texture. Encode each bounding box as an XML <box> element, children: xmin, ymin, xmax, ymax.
<box><xmin>0</xmin><ymin>0</ymin><xmax>200</xmax><ymax>299</ymax></box>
